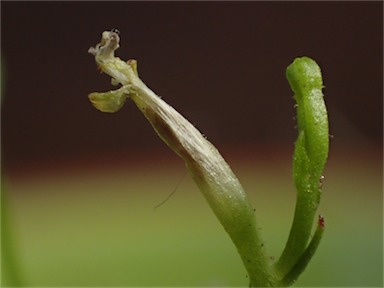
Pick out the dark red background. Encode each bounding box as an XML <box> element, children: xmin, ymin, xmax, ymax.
<box><xmin>2</xmin><ymin>2</ymin><xmax>382</xmax><ymax>168</ymax></box>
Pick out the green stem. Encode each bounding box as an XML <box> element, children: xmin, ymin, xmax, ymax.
<box><xmin>281</xmin><ymin>215</ymin><xmax>325</xmax><ymax>286</ymax></box>
<box><xmin>275</xmin><ymin>57</ymin><xmax>328</xmax><ymax>278</ymax></box>
<box><xmin>87</xmin><ymin>31</ymin><xmax>329</xmax><ymax>287</ymax></box>
<box><xmin>88</xmin><ymin>30</ymin><xmax>276</xmax><ymax>287</ymax></box>
<box><xmin>131</xmin><ymin>86</ymin><xmax>277</xmax><ymax>286</ymax></box>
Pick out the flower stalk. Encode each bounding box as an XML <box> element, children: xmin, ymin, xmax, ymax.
<box><xmin>87</xmin><ymin>30</ymin><xmax>329</xmax><ymax>287</ymax></box>
<box><xmin>274</xmin><ymin>57</ymin><xmax>329</xmax><ymax>278</ymax></box>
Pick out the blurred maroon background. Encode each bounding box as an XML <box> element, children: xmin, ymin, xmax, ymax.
<box><xmin>2</xmin><ymin>2</ymin><xmax>382</xmax><ymax>169</ymax></box>
<box><xmin>1</xmin><ymin>4</ymin><xmax>382</xmax><ymax>286</ymax></box>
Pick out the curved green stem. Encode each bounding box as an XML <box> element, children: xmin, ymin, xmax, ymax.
<box><xmin>281</xmin><ymin>215</ymin><xmax>325</xmax><ymax>286</ymax></box>
<box><xmin>88</xmin><ymin>30</ymin><xmax>276</xmax><ymax>287</ymax></box>
<box><xmin>87</xmin><ymin>31</ymin><xmax>329</xmax><ymax>287</ymax></box>
<box><xmin>132</xmin><ymin>82</ymin><xmax>277</xmax><ymax>286</ymax></box>
<box><xmin>275</xmin><ymin>57</ymin><xmax>329</xmax><ymax>277</ymax></box>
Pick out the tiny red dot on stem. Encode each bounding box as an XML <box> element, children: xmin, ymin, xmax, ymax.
<box><xmin>318</xmin><ymin>215</ymin><xmax>325</xmax><ymax>228</ymax></box>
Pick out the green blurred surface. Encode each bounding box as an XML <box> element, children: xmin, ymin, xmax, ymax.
<box><xmin>2</xmin><ymin>149</ymin><xmax>383</xmax><ymax>287</ymax></box>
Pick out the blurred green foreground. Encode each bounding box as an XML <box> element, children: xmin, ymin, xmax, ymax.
<box><xmin>2</xmin><ymin>148</ymin><xmax>382</xmax><ymax>287</ymax></box>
